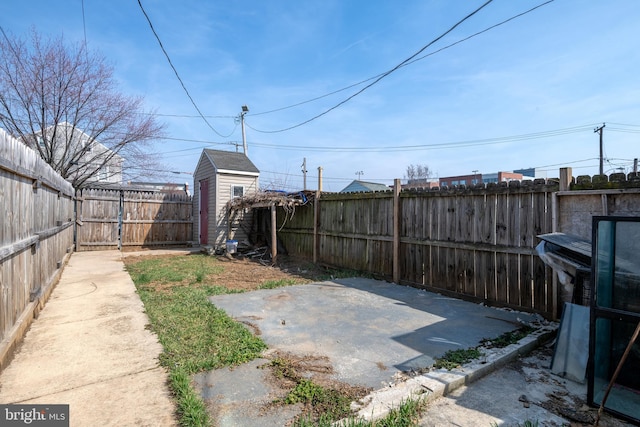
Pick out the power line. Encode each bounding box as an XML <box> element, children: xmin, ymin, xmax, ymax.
<box><xmin>137</xmin><ymin>0</ymin><xmax>234</xmax><ymax>138</ymax></box>
<box><xmin>139</xmin><ymin>112</ymin><xmax>237</xmax><ymax>120</ymax></box>
<box><xmin>247</xmin><ymin>0</ymin><xmax>496</xmax><ymax>134</ymax></box>
<box><xmin>81</xmin><ymin>0</ymin><xmax>88</xmax><ymax>48</ymax></box>
<box><xmin>147</xmin><ymin>123</ymin><xmax>599</xmax><ymax>158</ymax></box>
<box><xmin>246</xmin><ymin>124</ymin><xmax>597</xmax><ymax>152</ymax></box>
<box><xmin>249</xmin><ymin>0</ymin><xmax>555</xmax><ymax>120</ymax></box>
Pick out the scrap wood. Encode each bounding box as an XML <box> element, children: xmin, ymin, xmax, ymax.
<box><xmin>226</xmin><ymin>190</ymin><xmax>313</xmax><ymax>211</ymax></box>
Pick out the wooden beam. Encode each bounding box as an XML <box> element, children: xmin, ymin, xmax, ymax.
<box><xmin>0</xmin><ymin>236</ymin><xmax>39</xmax><ymax>263</ymax></box>
<box><xmin>313</xmin><ymin>190</ymin><xmax>320</xmax><ymax>263</ymax></box>
<box><xmin>271</xmin><ymin>204</ymin><xmax>277</xmax><ymax>262</ymax></box>
<box><xmin>393</xmin><ymin>178</ymin><xmax>401</xmax><ymax>284</ymax></box>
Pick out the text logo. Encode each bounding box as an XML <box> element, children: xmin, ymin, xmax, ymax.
<box><xmin>1</xmin><ymin>405</ymin><xmax>69</xmax><ymax>426</ymax></box>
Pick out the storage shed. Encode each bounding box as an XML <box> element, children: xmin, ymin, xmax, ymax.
<box><xmin>193</xmin><ymin>149</ymin><xmax>259</xmax><ymax>247</ymax></box>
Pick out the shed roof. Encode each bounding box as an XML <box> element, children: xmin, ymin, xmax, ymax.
<box><xmin>340</xmin><ymin>180</ymin><xmax>390</xmax><ymax>193</ymax></box>
<box><xmin>202</xmin><ymin>149</ymin><xmax>259</xmax><ymax>174</ymax></box>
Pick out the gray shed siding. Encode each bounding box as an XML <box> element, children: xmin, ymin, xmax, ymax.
<box><xmin>193</xmin><ymin>156</ymin><xmax>216</xmax><ymax>245</ymax></box>
<box><xmin>214</xmin><ymin>173</ymin><xmax>258</xmax><ymax>245</ymax></box>
<box><xmin>193</xmin><ymin>150</ymin><xmax>259</xmax><ymax>247</ymax></box>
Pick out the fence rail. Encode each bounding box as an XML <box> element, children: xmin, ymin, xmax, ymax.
<box><xmin>0</xmin><ymin>129</ymin><xmax>75</xmax><ymax>371</ymax></box>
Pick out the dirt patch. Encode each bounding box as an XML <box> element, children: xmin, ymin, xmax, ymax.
<box><xmin>122</xmin><ymin>251</ymin><xmax>330</xmax><ymax>291</ymax></box>
<box><xmin>209</xmin><ymin>255</ymin><xmax>319</xmax><ymax>290</ymax></box>
<box><xmin>259</xmin><ymin>351</ymin><xmax>372</xmax><ymax>424</ymax></box>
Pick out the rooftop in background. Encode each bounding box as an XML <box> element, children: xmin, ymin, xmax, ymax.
<box><xmin>340</xmin><ymin>180</ymin><xmax>390</xmax><ymax>193</ymax></box>
<box><xmin>126</xmin><ymin>181</ymin><xmax>190</xmax><ymax>195</ymax></box>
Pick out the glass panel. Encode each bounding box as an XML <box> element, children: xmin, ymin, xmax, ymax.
<box><xmin>595</xmin><ymin>220</ymin><xmax>615</xmax><ymax>308</ymax></box>
<box><xmin>592</xmin><ymin>317</ymin><xmax>640</xmax><ymax>421</ymax></box>
<box><xmin>613</xmin><ymin>222</ymin><xmax>640</xmax><ymax>312</ymax></box>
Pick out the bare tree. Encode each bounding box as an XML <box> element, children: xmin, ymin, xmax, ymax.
<box><xmin>0</xmin><ymin>29</ymin><xmax>165</xmax><ymax>188</ymax></box>
<box><xmin>405</xmin><ymin>164</ymin><xmax>432</xmax><ymax>182</ymax></box>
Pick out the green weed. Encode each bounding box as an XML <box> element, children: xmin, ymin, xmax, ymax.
<box><xmin>127</xmin><ymin>256</ymin><xmax>266</xmax><ymax>427</ymax></box>
<box><xmin>292</xmin><ymin>397</ymin><xmax>427</xmax><ymax>427</ymax></box>
<box><xmin>259</xmin><ymin>278</ymin><xmax>299</xmax><ymax>289</ymax></box>
<box><xmin>126</xmin><ymin>254</ymin><xmax>223</xmax><ymax>286</ymax></box>
<box><xmin>433</xmin><ymin>348</ymin><xmax>483</xmax><ymax>370</ymax></box>
<box><xmin>481</xmin><ymin>325</ymin><xmax>536</xmax><ymax>349</ymax></box>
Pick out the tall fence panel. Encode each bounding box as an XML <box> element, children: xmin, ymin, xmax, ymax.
<box><xmin>316</xmin><ymin>193</ymin><xmax>395</xmax><ymax>276</ymax></box>
<box><xmin>398</xmin><ymin>182</ymin><xmax>556</xmax><ymax>316</ymax></box>
<box><xmin>76</xmin><ymin>188</ymin><xmax>193</xmax><ymax>251</ymax></box>
<box><xmin>275</xmin><ymin>175</ymin><xmax>640</xmax><ymax>319</ymax></box>
<box><xmin>0</xmin><ymin>129</ymin><xmax>74</xmax><ymax>371</ymax></box>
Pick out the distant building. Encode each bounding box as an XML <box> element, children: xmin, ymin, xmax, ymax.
<box><xmin>340</xmin><ymin>180</ymin><xmax>389</xmax><ymax>193</ymax></box>
<box><xmin>481</xmin><ymin>172</ymin><xmax>523</xmax><ymax>184</ymax></box>
<box><xmin>126</xmin><ymin>181</ymin><xmax>190</xmax><ymax>195</ymax></box>
<box><xmin>439</xmin><ymin>173</ymin><xmax>483</xmax><ymax>187</ymax></box>
<box><xmin>403</xmin><ymin>178</ymin><xmax>440</xmax><ymax>189</ymax></box>
<box><xmin>439</xmin><ymin>171</ymin><xmax>525</xmax><ymax>187</ymax></box>
<box><xmin>29</xmin><ymin>122</ymin><xmax>123</xmax><ymax>186</ymax></box>
<box><xmin>513</xmin><ymin>167</ymin><xmax>546</xmax><ymax>179</ymax></box>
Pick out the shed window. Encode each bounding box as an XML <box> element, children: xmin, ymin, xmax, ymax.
<box><xmin>232</xmin><ymin>185</ymin><xmax>244</xmax><ymax>198</ymax></box>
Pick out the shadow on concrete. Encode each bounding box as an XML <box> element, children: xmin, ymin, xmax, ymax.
<box><xmin>332</xmin><ymin>278</ymin><xmax>538</xmax><ymax>372</ymax></box>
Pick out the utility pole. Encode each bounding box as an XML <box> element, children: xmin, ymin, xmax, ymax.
<box><xmin>594</xmin><ymin>123</ymin><xmax>605</xmax><ymax>175</ymax></box>
<box><xmin>318</xmin><ymin>166</ymin><xmax>323</xmax><ymax>192</ymax></box>
<box><xmin>240</xmin><ymin>105</ymin><xmax>249</xmax><ymax>156</ymax></box>
<box><xmin>356</xmin><ymin>171</ymin><xmax>364</xmax><ymax>180</ymax></box>
<box><xmin>301</xmin><ymin>158</ymin><xmax>307</xmax><ymax>191</ymax></box>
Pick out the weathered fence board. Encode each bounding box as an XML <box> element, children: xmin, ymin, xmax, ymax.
<box><xmin>76</xmin><ymin>188</ymin><xmax>193</xmax><ymax>250</ymax></box>
<box><xmin>0</xmin><ymin>129</ymin><xmax>74</xmax><ymax>371</ymax></box>
<box><xmin>272</xmin><ymin>181</ymin><xmax>564</xmax><ymax>318</ymax></box>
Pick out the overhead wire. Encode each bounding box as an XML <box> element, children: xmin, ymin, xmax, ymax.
<box><xmin>81</xmin><ymin>0</ymin><xmax>88</xmax><ymax>48</ymax></box>
<box><xmin>246</xmin><ymin>124</ymin><xmax>598</xmax><ymax>152</ymax></box>
<box><xmin>145</xmin><ymin>124</ymin><xmax>598</xmax><ymax>160</ymax></box>
<box><xmin>247</xmin><ymin>0</ymin><xmax>496</xmax><ymax>134</ymax></box>
<box><xmin>248</xmin><ymin>0</ymin><xmax>555</xmax><ymax>120</ymax></box>
<box><xmin>137</xmin><ymin>0</ymin><xmax>235</xmax><ymax>138</ymax></box>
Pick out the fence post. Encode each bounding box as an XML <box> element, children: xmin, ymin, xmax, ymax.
<box><xmin>393</xmin><ymin>178</ymin><xmax>401</xmax><ymax>284</ymax></box>
<box><xmin>313</xmin><ymin>190</ymin><xmax>321</xmax><ymax>264</ymax></box>
<box><xmin>118</xmin><ymin>190</ymin><xmax>124</xmax><ymax>251</ymax></box>
<box><xmin>271</xmin><ymin>203</ymin><xmax>277</xmax><ymax>263</ymax></box>
<box><xmin>559</xmin><ymin>167</ymin><xmax>572</xmax><ymax>191</ymax></box>
<box><xmin>74</xmin><ymin>189</ymin><xmax>81</xmax><ymax>252</ymax></box>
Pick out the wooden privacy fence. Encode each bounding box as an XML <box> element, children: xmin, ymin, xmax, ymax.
<box><xmin>0</xmin><ymin>129</ymin><xmax>75</xmax><ymax>370</ymax></box>
<box><xmin>274</xmin><ymin>175</ymin><xmax>640</xmax><ymax>319</ymax></box>
<box><xmin>398</xmin><ymin>183</ymin><xmax>554</xmax><ymax>316</ymax></box>
<box><xmin>76</xmin><ymin>188</ymin><xmax>193</xmax><ymax>251</ymax></box>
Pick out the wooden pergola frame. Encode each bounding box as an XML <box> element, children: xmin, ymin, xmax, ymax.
<box><xmin>227</xmin><ymin>191</ymin><xmax>314</xmax><ymax>262</ymax></box>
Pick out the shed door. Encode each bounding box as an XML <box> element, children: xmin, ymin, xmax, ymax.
<box><xmin>199</xmin><ymin>179</ymin><xmax>209</xmax><ymax>244</ymax></box>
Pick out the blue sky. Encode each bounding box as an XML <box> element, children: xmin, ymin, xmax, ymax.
<box><xmin>3</xmin><ymin>0</ymin><xmax>639</xmax><ymax>191</ymax></box>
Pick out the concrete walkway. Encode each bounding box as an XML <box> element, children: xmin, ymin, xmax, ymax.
<box><xmin>0</xmin><ymin>251</ymin><xmax>177</xmax><ymax>426</ymax></box>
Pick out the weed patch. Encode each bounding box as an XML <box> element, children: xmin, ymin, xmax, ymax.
<box><xmin>480</xmin><ymin>325</ymin><xmax>536</xmax><ymax>349</ymax></box>
<box><xmin>433</xmin><ymin>348</ymin><xmax>483</xmax><ymax>370</ymax></box>
<box><xmin>125</xmin><ymin>255</ymin><xmax>267</xmax><ymax>426</ymax></box>
<box><xmin>261</xmin><ymin>353</ymin><xmax>369</xmax><ymax>425</ymax></box>
<box><xmin>258</xmin><ymin>278</ymin><xmax>299</xmax><ymax>289</ymax></box>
